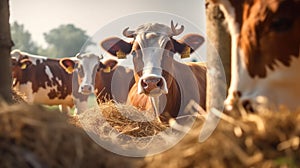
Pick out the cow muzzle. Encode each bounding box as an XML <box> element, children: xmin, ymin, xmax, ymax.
<box><xmin>137</xmin><ymin>75</ymin><xmax>168</xmax><ymax>97</ymax></box>
<box><xmin>79</xmin><ymin>84</ymin><xmax>94</xmax><ymax>95</ymax></box>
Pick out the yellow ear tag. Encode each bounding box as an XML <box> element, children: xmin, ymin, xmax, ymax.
<box><xmin>66</xmin><ymin>67</ymin><xmax>74</xmax><ymax>74</ymax></box>
<box><xmin>116</xmin><ymin>50</ymin><xmax>126</xmax><ymax>59</ymax></box>
<box><xmin>21</xmin><ymin>63</ymin><xmax>27</xmax><ymax>69</ymax></box>
<box><xmin>103</xmin><ymin>66</ymin><xmax>111</xmax><ymax>73</ymax></box>
<box><xmin>181</xmin><ymin>46</ymin><xmax>191</xmax><ymax>58</ymax></box>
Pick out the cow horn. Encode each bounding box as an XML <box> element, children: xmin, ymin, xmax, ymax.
<box><xmin>75</xmin><ymin>53</ymin><xmax>82</xmax><ymax>59</ymax></box>
<box><xmin>171</xmin><ymin>20</ymin><xmax>184</xmax><ymax>36</ymax></box>
<box><xmin>122</xmin><ymin>27</ymin><xmax>135</xmax><ymax>38</ymax></box>
<box><xmin>100</xmin><ymin>54</ymin><xmax>104</xmax><ymax>59</ymax></box>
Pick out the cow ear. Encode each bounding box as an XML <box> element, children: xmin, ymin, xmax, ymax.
<box><xmin>98</xmin><ymin>59</ymin><xmax>118</xmax><ymax>73</ymax></box>
<box><xmin>19</xmin><ymin>59</ymin><xmax>32</xmax><ymax>69</ymax></box>
<box><xmin>100</xmin><ymin>37</ymin><xmax>132</xmax><ymax>59</ymax></box>
<box><xmin>173</xmin><ymin>34</ymin><xmax>205</xmax><ymax>59</ymax></box>
<box><xmin>60</xmin><ymin>58</ymin><xmax>75</xmax><ymax>74</ymax></box>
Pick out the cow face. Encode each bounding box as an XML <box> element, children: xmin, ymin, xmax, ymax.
<box><xmin>215</xmin><ymin>0</ymin><xmax>300</xmax><ymax>110</ymax></box>
<box><xmin>70</xmin><ymin>53</ymin><xmax>103</xmax><ymax>95</ymax></box>
<box><xmin>11</xmin><ymin>50</ymin><xmax>34</xmax><ymax>86</ymax></box>
<box><xmin>101</xmin><ymin>21</ymin><xmax>204</xmax><ymax>98</ymax></box>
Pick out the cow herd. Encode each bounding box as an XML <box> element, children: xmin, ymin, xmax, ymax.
<box><xmin>11</xmin><ymin>0</ymin><xmax>300</xmax><ymax>123</ymax></box>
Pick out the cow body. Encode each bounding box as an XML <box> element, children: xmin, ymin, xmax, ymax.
<box><xmin>128</xmin><ymin>61</ymin><xmax>206</xmax><ymax>120</ymax></box>
<box><xmin>212</xmin><ymin>0</ymin><xmax>300</xmax><ymax>111</ymax></box>
<box><xmin>11</xmin><ymin>50</ymin><xmax>75</xmax><ymax>113</ymax></box>
<box><xmin>101</xmin><ymin>21</ymin><xmax>207</xmax><ymax>122</ymax></box>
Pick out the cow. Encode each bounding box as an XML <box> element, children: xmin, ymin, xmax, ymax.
<box><xmin>100</xmin><ymin>21</ymin><xmax>207</xmax><ymax>122</ymax></box>
<box><xmin>11</xmin><ymin>50</ymin><xmax>77</xmax><ymax>113</ymax></box>
<box><xmin>11</xmin><ymin>50</ymin><xmax>133</xmax><ymax>114</ymax></box>
<box><xmin>210</xmin><ymin>0</ymin><xmax>300</xmax><ymax>111</ymax></box>
<box><xmin>60</xmin><ymin>53</ymin><xmax>135</xmax><ymax>106</ymax></box>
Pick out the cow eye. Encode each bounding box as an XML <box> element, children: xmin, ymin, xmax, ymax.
<box><xmin>270</xmin><ymin>18</ymin><xmax>293</xmax><ymax>32</ymax></box>
<box><xmin>131</xmin><ymin>51</ymin><xmax>136</xmax><ymax>57</ymax></box>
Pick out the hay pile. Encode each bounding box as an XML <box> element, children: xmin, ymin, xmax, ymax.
<box><xmin>75</xmin><ymin>101</ymin><xmax>300</xmax><ymax>167</ymax></box>
<box><xmin>78</xmin><ymin>101</ymin><xmax>182</xmax><ymax>156</ymax></box>
<box><xmin>142</xmin><ymin>107</ymin><xmax>300</xmax><ymax>168</ymax></box>
<box><xmin>1</xmin><ymin>100</ymin><xmax>299</xmax><ymax>167</ymax></box>
<box><xmin>0</xmin><ymin>103</ymin><xmax>142</xmax><ymax>168</ymax></box>
<box><xmin>97</xmin><ymin>101</ymin><xmax>168</xmax><ymax>137</ymax></box>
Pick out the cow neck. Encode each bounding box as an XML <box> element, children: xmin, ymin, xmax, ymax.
<box><xmin>95</xmin><ymin>67</ymin><xmax>115</xmax><ymax>102</ymax></box>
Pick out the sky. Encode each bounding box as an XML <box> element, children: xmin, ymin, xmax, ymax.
<box><xmin>9</xmin><ymin>0</ymin><xmax>206</xmax><ymax>46</ymax></box>
<box><xmin>9</xmin><ymin>0</ymin><xmax>207</xmax><ymax>62</ymax></box>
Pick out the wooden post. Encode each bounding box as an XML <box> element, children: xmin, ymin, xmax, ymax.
<box><xmin>206</xmin><ymin>1</ymin><xmax>231</xmax><ymax>88</ymax></box>
<box><xmin>0</xmin><ymin>0</ymin><xmax>13</xmax><ymax>103</ymax></box>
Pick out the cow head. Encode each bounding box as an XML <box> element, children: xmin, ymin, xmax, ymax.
<box><xmin>101</xmin><ymin>21</ymin><xmax>204</xmax><ymax>98</ymax></box>
<box><xmin>213</xmin><ymin>0</ymin><xmax>300</xmax><ymax>110</ymax></box>
<box><xmin>11</xmin><ymin>50</ymin><xmax>34</xmax><ymax>85</ymax></box>
<box><xmin>61</xmin><ymin>53</ymin><xmax>103</xmax><ymax>95</ymax></box>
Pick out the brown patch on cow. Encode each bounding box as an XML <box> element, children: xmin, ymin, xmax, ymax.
<box><xmin>95</xmin><ymin>64</ymin><xmax>135</xmax><ymax>104</ymax></box>
<box><xmin>239</xmin><ymin>0</ymin><xmax>300</xmax><ymax>78</ymax></box>
<box><xmin>127</xmin><ymin>84</ymin><xmax>153</xmax><ymax>110</ymax></box>
<box><xmin>13</xmin><ymin>57</ymin><xmax>73</xmax><ymax>101</ymax></box>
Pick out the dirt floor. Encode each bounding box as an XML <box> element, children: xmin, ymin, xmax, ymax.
<box><xmin>0</xmin><ymin>101</ymin><xmax>299</xmax><ymax>168</ymax></box>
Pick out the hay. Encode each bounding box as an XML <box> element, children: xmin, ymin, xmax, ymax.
<box><xmin>99</xmin><ymin>101</ymin><xmax>168</xmax><ymax>137</ymax></box>
<box><xmin>11</xmin><ymin>88</ymin><xmax>26</xmax><ymax>104</ymax></box>
<box><xmin>142</xmin><ymin>107</ymin><xmax>300</xmax><ymax>168</ymax></box>
<box><xmin>78</xmin><ymin>101</ymin><xmax>183</xmax><ymax>156</ymax></box>
<box><xmin>0</xmin><ymin>103</ymin><xmax>143</xmax><ymax>168</ymax></box>
<box><xmin>2</xmin><ymin>100</ymin><xmax>299</xmax><ymax>167</ymax></box>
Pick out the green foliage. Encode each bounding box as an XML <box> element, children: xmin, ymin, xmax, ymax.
<box><xmin>10</xmin><ymin>22</ymin><xmax>92</xmax><ymax>58</ymax></box>
<box><xmin>10</xmin><ymin>21</ymin><xmax>39</xmax><ymax>54</ymax></box>
<box><xmin>43</xmin><ymin>24</ymin><xmax>93</xmax><ymax>57</ymax></box>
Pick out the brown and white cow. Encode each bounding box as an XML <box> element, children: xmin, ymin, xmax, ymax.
<box><xmin>211</xmin><ymin>0</ymin><xmax>300</xmax><ymax>111</ymax></box>
<box><xmin>67</xmin><ymin>53</ymin><xmax>135</xmax><ymax>105</ymax></box>
<box><xmin>11</xmin><ymin>50</ymin><xmax>133</xmax><ymax>114</ymax></box>
<box><xmin>101</xmin><ymin>21</ymin><xmax>207</xmax><ymax>122</ymax></box>
<box><xmin>11</xmin><ymin>50</ymin><xmax>78</xmax><ymax>113</ymax></box>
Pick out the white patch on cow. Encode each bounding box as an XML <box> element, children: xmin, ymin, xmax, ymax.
<box><xmin>11</xmin><ymin>50</ymin><xmax>47</xmax><ymax>65</ymax></box>
<box><xmin>232</xmin><ymin>52</ymin><xmax>300</xmax><ymax>110</ymax></box>
<box><xmin>218</xmin><ymin>0</ymin><xmax>248</xmax><ymax>110</ymax></box>
<box><xmin>32</xmin><ymin>86</ymin><xmax>73</xmax><ymax>106</ymax></box>
<box><xmin>77</xmin><ymin>53</ymin><xmax>101</xmax><ymax>95</ymax></box>
<box><xmin>218</xmin><ymin>0</ymin><xmax>241</xmax><ymax>93</ymax></box>
<box><xmin>135</xmin><ymin>24</ymin><xmax>170</xmax><ymax>96</ymax></box>
<box><xmin>44</xmin><ymin>65</ymin><xmax>54</xmax><ymax>80</ymax></box>
<box><xmin>14</xmin><ymin>81</ymin><xmax>73</xmax><ymax>108</ymax></box>
<box><xmin>55</xmin><ymin>77</ymin><xmax>62</xmax><ymax>86</ymax></box>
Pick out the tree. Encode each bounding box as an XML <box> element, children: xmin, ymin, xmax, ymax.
<box><xmin>10</xmin><ymin>21</ymin><xmax>39</xmax><ymax>54</ymax></box>
<box><xmin>43</xmin><ymin>24</ymin><xmax>91</xmax><ymax>57</ymax></box>
<box><xmin>0</xmin><ymin>0</ymin><xmax>13</xmax><ymax>102</ymax></box>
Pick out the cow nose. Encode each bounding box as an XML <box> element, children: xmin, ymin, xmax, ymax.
<box><xmin>81</xmin><ymin>85</ymin><xmax>92</xmax><ymax>94</ymax></box>
<box><xmin>141</xmin><ymin>77</ymin><xmax>163</xmax><ymax>92</ymax></box>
